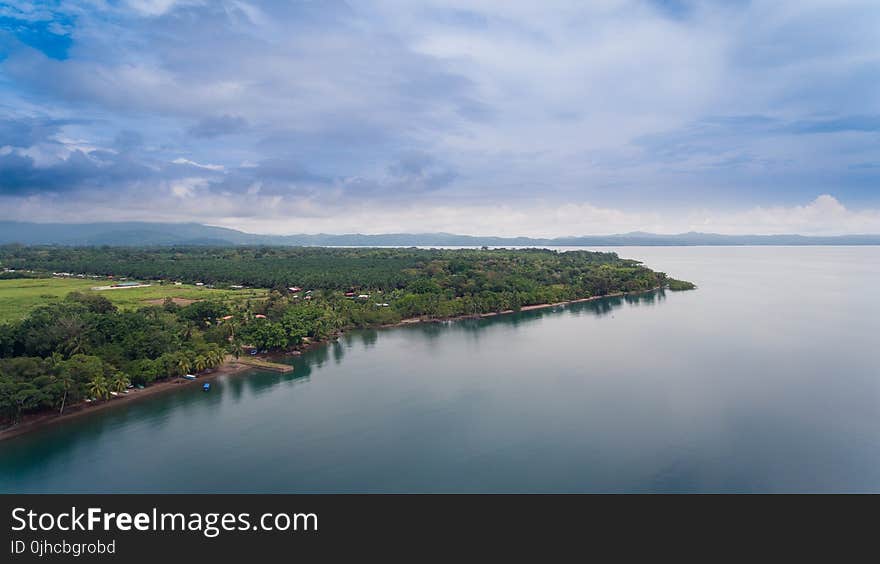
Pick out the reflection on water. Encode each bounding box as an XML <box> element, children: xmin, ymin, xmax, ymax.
<box><xmin>3</xmin><ymin>247</ymin><xmax>880</xmax><ymax>493</ymax></box>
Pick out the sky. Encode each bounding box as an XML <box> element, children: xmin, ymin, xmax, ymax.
<box><xmin>1</xmin><ymin>0</ymin><xmax>880</xmax><ymax>236</ymax></box>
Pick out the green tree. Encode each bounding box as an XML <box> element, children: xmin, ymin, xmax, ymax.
<box><xmin>176</xmin><ymin>355</ymin><xmax>192</xmax><ymax>378</ymax></box>
<box><xmin>194</xmin><ymin>355</ymin><xmax>207</xmax><ymax>373</ymax></box>
<box><xmin>54</xmin><ymin>370</ymin><xmax>75</xmax><ymax>414</ymax></box>
<box><xmin>110</xmin><ymin>373</ymin><xmax>130</xmax><ymax>394</ymax></box>
<box><xmin>87</xmin><ymin>375</ymin><xmax>109</xmax><ymax>400</ymax></box>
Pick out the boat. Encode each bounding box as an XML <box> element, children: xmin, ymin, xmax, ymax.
<box><xmin>183</xmin><ymin>374</ymin><xmax>197</xmax><ymax>380</ymax></box>
<box><xmin>202</xmin><ymin>383</ymin><xmax>211</xmax><ymax>392</ymax></box>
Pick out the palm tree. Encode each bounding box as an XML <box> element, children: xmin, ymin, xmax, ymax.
<box><xmin>212</xmin><ymin>348</ymin><xmax>226</xmax><ymax>367</ymax></box>
<box><xmin>59</xmin><ymin>318</ymin><xmax>86</xmax><ymax>357</ymax></box>
<box><xmin>231</xmin><ymin>341</ymin><xmax>243</xmax><ymax>359</ymax></box>
<box><xmin>55</xmin><ymin>370</ymin><xmax>75</xmax><ymax>414</ymax></box>
<box><xmin>111</xmin><ymin>373</ymin><xmax>130</xmax><ymax>394</ymax></box>
<box><xmin>175</xmin><ymin>356</ymin><xmax>191</xmax><ymax>381</ymax></box>
<box><xmin>87</xmin><ymin>375</ymin><xmax>109</xmax><ymax>401</ymax></box>
<box><xmin>194</xmin><ymin>355</ymin><xmax>207</xmax><ymax>373</ymax></box>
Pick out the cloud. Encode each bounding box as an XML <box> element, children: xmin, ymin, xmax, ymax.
<box><xmin>0</xmin><ymin>1</ymin><xmax>879</xmax><ymax>231</ymax></box>
<box><xmin>688</xmin><ymin>194</ymin><xmax>880</xmax><ymax>235</ymax></box>
<box><xmin>187</xmin><ymin>115</ymin><xmax>248</xmax><ymax>138</ymax></box>
<box><xmin>2</xmin><ymin>189</ymin><xmax>877</xmax><ymax>238</ymax></box>
<box><xmin>171</xmin><ymin>158</ymin><xmax>225</xmax><ymax>171</ymax></box>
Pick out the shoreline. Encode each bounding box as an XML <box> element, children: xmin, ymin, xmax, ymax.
<box><xmin>0</xmin><ymin>286</ymin><xmax>663</xmax><ymax>442</ymax></box>
<box><xmin>381</xmin><ymin>286</ymin><xmax>661</xmax><ymax>327</ymax></box>
<box><xmin>0</xmin><ymin>357</ymin><xmax>252</xmax><ymax>442</ymax></box>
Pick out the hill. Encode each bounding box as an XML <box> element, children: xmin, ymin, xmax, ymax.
<box><xmin>1</xmin><ymin>221</ymin><xmax>878</xmax><ymax>246</ymax></box>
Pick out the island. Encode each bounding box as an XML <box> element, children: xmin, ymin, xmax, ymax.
<box><xmin>0</xmin><ymin>246</ymin><xmax>695</xmax><ymax>435</ymax></box>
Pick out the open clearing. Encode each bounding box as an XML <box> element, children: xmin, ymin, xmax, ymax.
<box><xmin>0</xmin><ymin>278</ymin><xmax>267</xmax><ymax>323</ymax></box>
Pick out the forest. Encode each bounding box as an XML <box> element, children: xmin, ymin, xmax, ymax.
<box><xmin>0</xmin><ymin>246</ymin><xmax>694</xmax><ymax>425</ymax></box>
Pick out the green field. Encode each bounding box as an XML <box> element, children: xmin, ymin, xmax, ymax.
<box><xmin>0</xmin><ymin>278</ymin><xmax>267</xmax><ymax>323</ymax></box>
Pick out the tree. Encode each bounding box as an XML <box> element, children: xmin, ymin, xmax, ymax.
<box><xmin>241</xmin><ymin>320</ymin><xmax>288</xmax><ymax>351</ymax></box>
<box><xmin>87</xmin><ymin>375</ymin><xmax>109</xmax><ymax>401</ymax></box>
<box><xmin>208</xmin><ymin>348</ymin><xmax>225</xmax><ymax>368</ymax></box>
<box><xmin>110</xmin><ymin>373</ymin><xmax>130</xmax><ymax>394</ymax></box>
<box><xmin>54</xmin><ymin>370</ymin><xmax>75</xmax><ymax>414</ymax></box>
<box><xmin>56</xmin><ymin>354</ymin><xmax>105</xmax><ymax>410</ymax></box>
<box><xmin>231</xmin><ymin>341</ymin><xmax>243</xmax><ymax>359</ymax></box>
<box><xmin>194</xmin><ymin>355</ymin><xmax>207</xmax><ymax>373</ymax></box>
<box><xmin>176</xmin><ymin>355</ymin><xmax>191</xmax><ymax>378</ymax></box>
<box><xmin>13</xmin><ymin>386</ymin><xmax>42</xmax><ymax>423</ymax></box>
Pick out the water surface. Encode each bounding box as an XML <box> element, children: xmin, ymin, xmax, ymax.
<box><xmin>2</xmin><ymin>246</ymin><xmax>879</xmax><ymax>492</ymax></box>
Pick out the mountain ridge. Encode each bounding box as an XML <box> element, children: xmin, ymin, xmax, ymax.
<box><xmin>1</xmin><ymin>221</ymin><xmax>879</xmax><ymax>246</ymax></box>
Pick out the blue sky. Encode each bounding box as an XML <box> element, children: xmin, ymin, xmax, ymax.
<box><xmin>1</xmin><ymin>0</ymin><xmax>879</xmax><ymax>235</ymax></box>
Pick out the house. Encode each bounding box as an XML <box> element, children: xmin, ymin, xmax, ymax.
<box><xmin>230</xmin><ymin>285</ymin><xmax>245</xmax><ymax>289</ymax></box>
<box><xmin>195</xmin><ymin>282</ymin><xmax>204</xmax><ymax>286</ymax></box>
<box><xmin>358</xmin><ymin>294</ymin><xmax>370</xmax><ymax>299</ymax></box>
<box><xmin>255</xmin><ymin>314</ymin><xmax>267</xmax><ymax>319</ymax></box>
<box><xmin>289</xmin><ymin>286</ymin><xmax>302</xmax><ymax>292</ymax></box>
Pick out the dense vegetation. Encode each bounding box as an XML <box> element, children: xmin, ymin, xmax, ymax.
<box><xmin>0</xmin><ymin>246</ymin><xmax>693</xmax><ymax>425</ymax></box>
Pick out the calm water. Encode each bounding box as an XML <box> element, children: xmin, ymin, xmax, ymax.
<box><xmin>2</xmin><ymin>246</ymin><xmax>879</xmax><ymax>493</ymax></box>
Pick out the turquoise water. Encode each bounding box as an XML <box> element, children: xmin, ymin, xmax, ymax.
<box><xmin>2</xmin><ymin>246</ymin><xmax>879</xmax><ymax>492</ymax></box>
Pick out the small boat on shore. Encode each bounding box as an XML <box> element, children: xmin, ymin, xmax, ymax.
<box><xmin>183</xmin><ymin>374</ymin><xmax>196</xmax><ymax>380</ymax></box>
<box><xmin>202</xmin><ymin>383</ymin><xmax>211</xmax><ymax>392</ymax></box>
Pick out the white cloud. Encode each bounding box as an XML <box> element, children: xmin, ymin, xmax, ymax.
<box><xmin>209</xmin><ymin>194</ymin><xmax>880</xmax><ymax>236</ymax></box>
<box><xmin>3</xmin><ymin>192</ymin><xmax>878</xmax><ymax>237</ymax></box>
<box><xmin>168</xmin><ymin>177</ymin><xmax>209</xmax><ymax>198</ymax></box>
<box><xmin>172</xmin><ymin>158</ymin><xmax>225</xmax><ymax>171</ymax></box>
<box><xmin>687</xmin><ymin>194</ymin><xmax>880</xmax><ymax>235</ymax></box>
<box><xmin>125</xmin><ymin>0</ymin><xmax>201</xmax><ymax>17</ymax></box>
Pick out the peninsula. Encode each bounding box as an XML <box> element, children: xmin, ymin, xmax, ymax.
<box><xmin>0</xmin><ymin>246</ymin><xmax>694</xmax><ymax>433</ymax></box>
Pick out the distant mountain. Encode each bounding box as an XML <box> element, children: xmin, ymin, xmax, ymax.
<box><xmin>0</xmin><ymin>221</ymin><xmax>879</xmax><ymax>246</ymax></box>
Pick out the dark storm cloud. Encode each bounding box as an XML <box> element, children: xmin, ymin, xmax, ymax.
<box><xmin>0</xmin><ymin>150</ymin><xmax>152</xmax><ymax>195</ymax></box>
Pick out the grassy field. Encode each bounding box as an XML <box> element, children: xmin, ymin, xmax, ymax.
<box><xmin>0</xmin><ymin>278</ymin><xmax>267</xmax><ymax>323</ymax></box>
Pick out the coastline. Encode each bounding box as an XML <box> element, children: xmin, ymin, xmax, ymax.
<box><xmin>0</xmin><ymin>286</ymin><xmax>664</xmax><ymax>442</ymax></box>
<box><xmin>0</xmin><ymin>357</ymin><xmax>252</xmax><ymax>442</ymax></box>
<box><xmin>382</xmin><ymin>286</ymin><xmax>661</xmax><ymax>327</ymax></box>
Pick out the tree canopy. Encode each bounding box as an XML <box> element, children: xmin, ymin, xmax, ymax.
<box><xmin>0</xmin><ymin>245</ymin><xmax>693</xmax><ymax>425</ymax></box>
